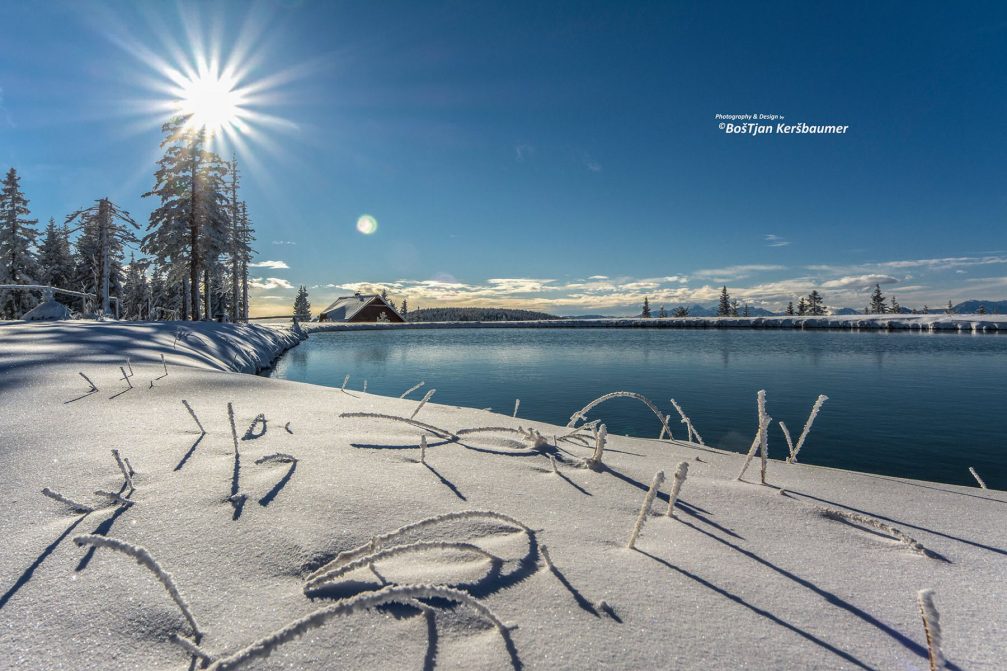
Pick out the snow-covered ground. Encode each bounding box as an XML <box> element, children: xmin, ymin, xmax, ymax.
<box><xmin>305</xmin><ymin>313</ymin><xmax>1007</xmax><ymax>334</ymax></box>
<box><xmin>0</xmin><ymin>321</ymin><xmax>1003</xmax><ymax>670</ymax></box>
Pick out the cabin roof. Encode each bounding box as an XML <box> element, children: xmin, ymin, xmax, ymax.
<box><xmin>319</xmin><ymin>294</ymin><xmax>403</xmax><ymax>321</ymax></box>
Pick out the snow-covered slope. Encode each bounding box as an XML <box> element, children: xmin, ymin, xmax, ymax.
<box><xmin>0</xmin><ymin>321</ymin><xmax>1003</xmax><ymax>670</ymax></box>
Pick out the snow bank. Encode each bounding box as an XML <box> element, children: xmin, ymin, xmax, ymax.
<box><xmin>0</xmin><ymin>320</ymin><xmax>1004</xmax><ymax>670</ymax></box>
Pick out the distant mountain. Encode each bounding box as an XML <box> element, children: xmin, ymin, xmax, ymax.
<box><xmin>408</xmin><ymin>307</ymin><xmax>561</xmax><ymax>322</ymax></box>
<box><xmin>952</xmin><ymin>300</ymin><xmax>1007</xmax><ymax>314</ymax></box>
<box><xmin>830</xmin><ymin>307</ymin><xmax>860</xmax><ymax>316</ymax></box>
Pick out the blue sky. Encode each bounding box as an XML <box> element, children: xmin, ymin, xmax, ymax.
<box><xmin>1</xmin><ymin>0</ymin><xmax>1005</xmax><ymax>315</ymax></box>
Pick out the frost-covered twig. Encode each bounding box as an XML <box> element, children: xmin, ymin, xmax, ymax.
<box><xmin>41</xmin><ymin>487</ymin><xmax>93</xmax><ymax>513</ymax></box>
<box><xmin>227</xmin><ymin>402</ymin><xmax>239</xmax><ymax>455</ymax></box>
<box><xmin>787</xmin><ymin>394</ymin><xmax>828</xmax><ymax>464</ymax></box>
<box><xmin>513</xmin><ymin>399</ymin><xmax>520</xmax><ymax>418</ymax></box>
<box><xmin>969</xmin><ymin>467</ymin><xmax>987</xmax><ymax>489</ymax></box>
<box><xmin>170</xmin><ymin>633</ymin><xmax>214</xmax><ymax>665</ymax></box>
<box><xmin>818</xmin><ymin>507</ymin><xmax>935</xmax><ymax>558</ymax></box>
<box><xmin>584</xmin><ymin>424</ymin><xmax>607</xmax><ymax>471</ymax></box>
<box><xmin>72</xmin><ymin>534</ymin><xmax>202</xmax><ymax>638</ymax></box>
<box><xmin>305</xmin><ymin>541</ymin><xmax>501</xmax><ymax>592</ymax></box>
<box><xmin>341</xmin><ymin>374</ymin><xmax>350</xmax><ymax>391</ymax></box>
<box><xmin>665</xmin><ymin>461</ymin><xmax>689</xmax><ymax>517</ymax></box>
<box><xmin>410</xmin><ymin>389</ymin><xmax>436</xmax><ymax>420</ymax></box>
<box><xmin>123</xmin><ymin>457</ymin><xmax>135</xmax><ymax>477</ymax></box>
<box><xmin>207</xmin><ymin>584</ymin><xmax>510</xmax><ymax>671</ymax></box>
<box><xmin>550</xmin><ymin>455</ymin><xmax>558</xmax><ymax>474</ymax></box>
<box><xmin>111</xmin><ymin>449</ymin><xmax>134</xmax><ymax>490</ymax></box>
<box><xmin>457</xmin><ymin>426</ymin><xmax>524</xmax><ymax>436</ymax></box>
<box><xmin>284</xmin><ymin>421</ymin><xmax>293</xmax><ymax>434</ymax></box>
<box><xmin>181</xmin><ymin>400</ymin><xmax>206</xmax><ymax>435</ymax></box>
<box><xmin>339</xmin><ymin>412</ymin><xmax>457</xmax><ymax>440</ymax></box>
<box><xmin>255</xmin><ymin>453</ymin><xmax>297</xmax><ymax>465</ymax></box>
<box><xmin>628</xmin><ymin>470</ymin><xmax>665</xmax><ymax>549</ymax></box>
<box><xmin>399</xmin><ymin>381</ymin><xmax>425</xmax><ymax>399</ymax></box>
<box><xmin>779</xmin><ymin>421</ymin><xmax>795</xmax><ymax>461</ymax></box>
<box><xmin>567</xmin><ymin>391</ymin><xmax>672</xmax><ymax>440</ymax></box>
<box><xmin>306</xmin><ymin>510</ymin><xmax>530</xmax><ymax>582</ymax></box>
<box><xmin>79</xmin><ymin>371</ymin><xmax>98</xmax><ymax>392</ymax></box>
<box><xmin>757</xmin><ymin>390</ymin><xmax>769</xmax><ymax>484</ymax></box>
<box><xmin>420</xmin><ymin>434</ymin><xmax>427</xmax><ymax>464</ymax></box>
<box><xmin>916</xmin><ymin>589</ymin><xmax>945</xmax><ymax>671</ymax></box>
<box><xmin>158</xmin><ymin>353</ymin><xmax>168</xmax><ymax>379</ymax></box>
<box><xmin>125</xmin><ymin>358</ymin><xmax>134</xmax><ymax>377</ymax></box>
<box><xmin>95</xmin><ymin>489</ymin><xmax>135</xmax><ymax>507</ymax></box>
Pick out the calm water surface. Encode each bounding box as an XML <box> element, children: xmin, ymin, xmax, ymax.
<box><xmin>272</xmin><ymin>328</ymin><xmax>1007</xmax><ymax>488</ymax></box>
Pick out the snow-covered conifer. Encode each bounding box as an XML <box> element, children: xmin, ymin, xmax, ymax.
<box><xmin>37</xmin><ymin>218</ymin><xmax>75</xmax><ymax>291</ymax></box>
<box><xmin>293</xmin><ymin>285</ymin><xmax>311</xmax><ymax>320</ymax></box>
<box><xmin>0</xmin><ymin>167</ymin><xmax>40</xmax><ymax>318</ymax></box>
<box><xmin>66</xmin><ymin>198</ymin><xmax>138</xmax><ymax>317</ymax></box>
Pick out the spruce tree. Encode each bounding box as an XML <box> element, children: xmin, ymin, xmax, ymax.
<box><xmin>729</xmin><ymin>298</ymin><xmax>740</xmax><ymax>317</ymax></box>
<box><xmin>807</xmin><ymin>290</ymin><xmax>825</xmax><ymax>316</ymax></box>
<box><xmin>400</xmin><ymin>297</ymin><xmax>409</xmax><ymax>320</ymax></box>
<box><xmin>868</xmin><ymin>284</ymin><xmax>887</xmax><ymax>314</ymax></box>
<box><xmin>785</xmin><ymin>301</ymin><xmax>794</xmax><ymax>316</ymax></box>
<box><xmin>38</xmin><ymin>218</ymin><xmax>75</xmax><ymax>291</ymax></box>
<box><xmin>658</xmin><ymin>305</ymin><xmax>667</xmax><ymax>318</ymax></box>
<box><xmin>0</xmin><ymin>167</ymin><xmax>40</xmax><ymax>317</ymax></box>
<box><xmin>945</xmin><ymin>300</ymin><xmax>954</xmax><ymax>314</ymax></box>
<box><xmin>718</xmin><ymin>286</ymin><xmax>731</xmax><ymax>316</ymax></box>
<box><xmin>889</xmin><ymin>295</ymin><xmax>901</xmax><ymax>314</ymax></box>
<box><xmin>121</xmin><ymin>253</ymin><xmax>150</xmax><ymax>319</ymax></box>
<box><xmin>797</xmin><ymin>297</ymin><xmax>807</xmax><ymax>316</ymax></box>
<box><xmin>977</xmin><ymin>304</ymin><xmax>987</xmax><ymax>315</ymax></box>
<box><xmin>641</xmin><ymin>296</ymin><xmax>651</xmax><ymax>318</ymax></box>
<box><xmin>672</xmin><ymin>306</ymin><xmax>689</xmax><ymax>317</ymax></box>
<box><xmin>742</xmin><ymin>303</ymin><xmax>750</xmax><ymax>317</ymax></box>
<box><xmin>66</xmin><ymin>198</ymin><xmax>139</xmax><ymax>317</ymax></box>
<box><xmin>293</xmin><ymin>285</ymin><xmax>311</xmax><ymax>319</ymax></box>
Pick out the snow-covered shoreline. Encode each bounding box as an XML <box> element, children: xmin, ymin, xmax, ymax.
<box><xmin>0</xmin><ymin>320</ymin><xmax>1004</xmax><ymax>670</ymax></box>
<box><xmin>303</xmin><ymin>313</ymin><xmax>1006</xmax><ymax>334</ymax></box>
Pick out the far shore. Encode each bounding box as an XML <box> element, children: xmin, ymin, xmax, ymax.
<box><xmin>301</xmin><ymin>313</ymin><xmax>1005</xmax><ymax>334</ymax></box>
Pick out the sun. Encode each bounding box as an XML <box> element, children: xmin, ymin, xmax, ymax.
<box><xmin>178</xmin><ymin>72</ymin><xmax>244</xmax><ymax>133</ymax></box>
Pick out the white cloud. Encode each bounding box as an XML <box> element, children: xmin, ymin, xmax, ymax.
<box><xmin>249</xmin><ymin>277</ymin><xmax>294</xmax><ymax>290</ymax></box>
<box><xmin>588</xmin><ymin>275</ymin><xmax>609</xmax><ymax>280</ymax></box>
<box><xmin>764</xmin><ymin>234</ymin><xmax>790</xmax><ymax>247</ymax></box>
<box><xmin>694</xmin><ymin>264</ymin><xmax>786</xmax><ymax>281</ymax></box>
<box><xmin>249</xmin><ymin>260</ymin><xmax>289</xmax><ymax>269</ymax></box>
<box><xmin>820</xmin><ymin>274</ymin><xmax>899</xmax><ymax>290</ymax></box>
<box><xmin>586</xmin><ymin>161</ymin><xmax>602</xmax><ymax>172</ymax></box>
<box><xmin>514</xmin><ymin>144</ymin><xmax>535</xmax><ymax>161</ymax></box>
<box><xmin>272</xmin><ymin>240</ymin><xmax>296</xmax><ymax>245</ymax></box>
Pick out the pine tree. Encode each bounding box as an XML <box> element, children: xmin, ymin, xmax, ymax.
<box><xmin>729</xmin><ymin>298</ymin><xmax>740</xmax><ymax>317</ymax></box>
<box><xmin>0</xmin><ymin>167</ymin><xmax>40</xmax><ymax>317</ymax></box>
<box><xmin>121</xmin><ymin>253</ymin><xmax>150</xmax><ymax>319</ymax></box>
<box><xmin>889</xmin><ymin>295</ymin><xmax>901</xmax><ymax>314</ymax></box>
<box><xmin>641</xmin><ymin>297</ymin><xmax>651</xmax><ymax>318</ymax></box>
<box><xmin>66</xmin><ymin>198</ymin><xmax>139</xmax><ymax>317</ymax></box>
<box><xmin>797</xmin><ymin>297</ymin><xmax>807</xmax><ymax>316</ymax></box>
<box><xmin>742</xmin><ymin>303</ymin><xmax>750</xmax><ymax>317</ymax></box>
<box><xmin>868</xmin><ymin>284</ymin><xmax>887</xmax><ymax>314</ymax></box>
<box><xmin>239</xmin><ymin>201</ymin><xmax>254</xmax><ymax>321</ymax></box>
<box><xmin>658</xmin><ymin>305</ymin><xmax>667</xmax><ymax>318</ymax></box>
<box><xmin>672</xmin><ymin>306</ymin><xmax>689</xmax><ymax>317</ymax></box>
<box><xmin>807</xmin><ymin>290</ymin><xmax>825</xmax><ymax>316</ymax></box>
<box><xmin>945</xmin><ymin>300</ymin><xmax>954</xmax><ymax>314</ymax></box>
<box><xmin>227</xmin><ymin>155</ymin><xmax>242</xmax><ymax>322</ymax></box>
<box><xmin>785</xmin><ymin>301</ymin><xmax>794</xmax><ymax>316</ymax></box>
<box><xmin>38</xmin><ymin>218</ymin><xmax>75</xmax><ymax>291</ymax></box>
<box><xmin>977</xmin><ymin>304</ymin><xmax>987</xmax><ymax>315</ymax></box>
<box><xmin>293</xmin><ymin>285</ymin><xmax>311</xmax><ymax>319</ymax></box>
<box><xmin>400</xmin><ymin>297</ymin><xmax>409</xmax><ymax>320</ymax></box>
<box><xmin>922</xmin><ymin>304</ymin><xmax>929</xmax><ymax>314</ymax></box>
<box><xmin>718</xmin><ymin>286</ymin><xmax>731</xmax><ymax>316</ymax></box>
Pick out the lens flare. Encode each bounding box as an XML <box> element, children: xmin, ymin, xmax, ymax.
<box><xmin>356</xmin><ymin>214</ymin><xmax>378</xmax><ymax>235</ymax></box>
<box><xmin>178</xmin><ymin>72</ymin><xmax>244</xmax><ymax>132</ymax></box>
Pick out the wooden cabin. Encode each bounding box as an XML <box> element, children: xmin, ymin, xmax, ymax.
<box><xmin>316</xmin><ymin>293</ymin><xmax>406</xmax><ymax>323</ymax></box>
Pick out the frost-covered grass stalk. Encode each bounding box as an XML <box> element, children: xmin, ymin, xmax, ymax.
<box><xmin>159</xmin><ymin>353</ymin><xmax>168</xmax><ymax>378</ymax></box>
<box><xmin>737</xmin><ymin>414</ymin><xmax>772</xmax><ymax>482</ymax></box>
<box><xmin>665</xmin><ymin>461</ymin><xmax>689</xmax><ymax>517</ymax></box>
<box><xmin>399</xmin><ymin>380</ymin><xmax>425</xmax><ymax>399</ymax></box>
<box><xmin>627</xmin><ymin>470</ymin><xmax>665</xmax><ymax>549</ymax></box>
<box><xmin>340</xmin><ymin>412</ymin><xmax>457</xmax><ymax>441</ymax></box>
<box><xmin>72</xmin><ymin>534</ymin><xmax>202</xmax><ymax>638</ymax></box>
<box><xmin>227</xmin><ymin>402</ymin><xmax>239</xmax><ymax>455</ymax></box>
<box><xmin>787</xmin><ymin>394</ymin><xmax>829</xmax><ymax>464</ymax></box>
<box><xmin>307</xmin><ymin>509</ymin><xmax>530</xmax><ymax>582</ymax></box>
<box><xmin>818</xmin><ymin>507</ymin><xmax>934</xmax><ymax>558</ymax></box>
<box><xmin>968</xmin><ymin>467</ymin><xmax>987</xmax><ymax>489</ymax></box>
<box><xmin>779</xmin><ymin>421</ymin><xmax>795</xmax><ymax>461</ymax></box>
<box><xmin>916</xmin><ymin>589</ymin><xmax>945</xmax><ymax>671</ymax></box>
<box><xmin>513</xmin><ymin>398</ymin><xmax>520</xmax><ymax>418</ymax></box>
<box><xmin>410</xmin><ymin>388</ymin><xmax>436</xmax><ymax>420</ymax></box>
<box><xmin>254</xmin><ymin>453</ymin><xmax>297</xmax><ymax>465</ymax></box>
<box><xmin>169</xmin><ymin>634</ymin><xmax>213</xmax><ymax>665</ymax></box>
<box><xmin>111</xmin><ymin>449</ymin><xmax>134</xmax><ymax>490</ymax></box>
<box><xmin>284</xmin><ymin>422</ymin><xmax>293</xmax><ymax>434</ymax></box>
<box><xmin>207</xmin><ymin>584</ymin><xmax>510</xmax><ymax>671</ymax></box>
<box><xmin>119</xmin><ymin>366</ymin><xmax>133</xmax><ymax>389</ymax></box>
<box><xmin>242</xmin><ymin>413</ymin><xmax>267</xmax><ymax>440</ymax></box>
<box><xmin>420</xmin><ymin>434</ymin><xmax>427</xmax><ymax>464</ymax></box>
<box><xmin>181</xmin><ymin>400</ymin><xmax>206</xmax><ymax>434</ymax></box>
<box><xmin>757</xmin><ymin>390</ymin><xmax>769</xmax><ymax>484</ymax></box>
<box><xmin>341</xmin><ymin>374</ymin><xmax>350</xmax><ymax>391</ymax></box>
<box><xmin>669</xmin><ymin>398</ymin><xmax>704</xmax><ymax>444</ymax></box>
<box><xmin>79</xmin><ymin>371</ymin><xmax>98</xmax><ymax>392</ymax></box>
<box><xmin>125</xmin><ymin>358</ymin><xmax>134</xmax><ymax>377</ymax></box>
<box><xmin>41</xmin><ymin>487</ymin><xmax>93</xmax><ymax>513</ymax></box>
<box><xmin>124</xmin><ymin>457</ymin><xmax>135</xmax><ymax>477</ymax></box>
<box><xmin>567</xmin><ymin>391</ymin><xmax>672</xmax><ymax>439</ymax></box>
<box><xmin>585</xmin><ymin>424</ymin><xmax>607</xmax><ymax>471</ymax></box>
<box><xmin>550</xmin><ymin>455</ymin><xmax>558</xmax><ymax>474</ymax></box>
<box><xmin>305</xmin><ymin>541</ymin><xmax>500</xmax><ymax>592</ymax></box>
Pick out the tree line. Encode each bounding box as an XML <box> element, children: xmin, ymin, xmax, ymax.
<box><xmin>0</xmin><ymin>116</ymin><xmax>255</xmax><ymax>321</ymax></box>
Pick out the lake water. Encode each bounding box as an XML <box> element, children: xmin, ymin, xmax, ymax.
<box><xmin>271</xmin><ymin>328</ymin><xmax>1006</xmax><ymax>488</ymax></box>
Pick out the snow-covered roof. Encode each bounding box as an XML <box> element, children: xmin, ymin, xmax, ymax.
<box><xmin>319</xmin><ymin>294</ymin><xmax>402</xmax><ymax>321</ymax></box>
